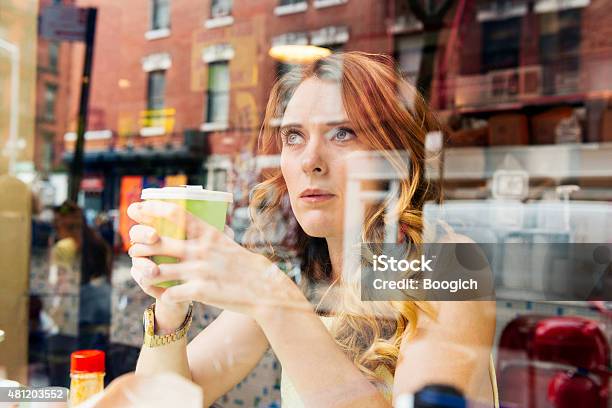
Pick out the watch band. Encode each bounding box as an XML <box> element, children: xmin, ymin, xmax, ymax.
<box><xmin>143</xmin><ymin>302</ymin><xmax>193</xmax><ymax>348</ymax></box>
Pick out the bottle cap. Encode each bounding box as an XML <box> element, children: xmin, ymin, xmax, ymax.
<box><xmin>70</xmin><ymin>350</ymin><xmax>105</xmax><ymax>373</ymax></box>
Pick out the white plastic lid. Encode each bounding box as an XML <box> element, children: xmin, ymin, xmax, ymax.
<box><xmin>141</xmin><ymin>185</ymin><xmax>233</xmax><ymax>202</ymax></box>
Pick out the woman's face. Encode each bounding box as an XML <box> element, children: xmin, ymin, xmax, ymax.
<box><xmin>55</xmin><ymin>213</ymin><xmax>83</xmax><ymax>248</ymax></box>
<box><xmin>280</xmin><ymin>78</ymin><xmax>368</xmax><ymax>239</ymax></box>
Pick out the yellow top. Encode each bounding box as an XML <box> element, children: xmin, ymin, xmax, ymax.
<box><xmin>280</xmin><ymin>316</ymin><xmax>499</xmax><ymax>407</ymax></box>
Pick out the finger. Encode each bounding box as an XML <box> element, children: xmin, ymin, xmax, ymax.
<box><xmin>143</xmin><ymin>262</ymin><xmax>190</xmax><ymax>286</ymax></box>
<box><xmin>162</xmin><ymin>277</ymin><xmax>250</xmax><ymax>304</ymax></box>
<box><xmin>130</xmin><ymin>264</ymin><xmax>165</xmax><ymax>298</ymax></box>
<box><xmin>157</xmin><ymin>261</ymin><xmax>210</xmax><ymax>280</ymax></box>
<box><xmin>131</xmin><ymin>257</ymin><xmax>159</xmax><ymax>278</ymax></box>
<box><xmin>129</xmin><ymin>225</ymin><xmax>160</xmax><ymax>245</ymax></box>
<box><xmin>129</xmin><ymin>234</ymin><xmax>217</xmax><ymax>261</ymax></box>
<box><xmin>127</xmin><ymin>202</ymin><xmax>154</xmax><ymax>226</ymax></box>
<box><xmin>160</xmin><ymin>279</ymin><xmax>307</xmax><ymax>311</ymax></box>
<box><xmin>161</xmin><ymin>281</ymin><xmax>205</xmax><ymax>303</ymax></box>
<box><xmin>128</xmin><ymin>236</ymin><xmax>192</xmax><ymax>259</ymax></box>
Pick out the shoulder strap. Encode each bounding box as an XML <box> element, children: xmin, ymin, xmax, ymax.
<box><xmin>489</xmin><ymin>354</ymin><xmax>500</xmax><ymax>408</ymax></box>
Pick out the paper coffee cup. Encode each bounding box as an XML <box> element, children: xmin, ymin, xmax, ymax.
<box><xmin>140</xmin><ymin>185</ymin><xmax>233</xmax><ymax>288</ymax></box>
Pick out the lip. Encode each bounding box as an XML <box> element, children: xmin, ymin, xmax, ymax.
<box><xmin>299</xmin><ymin>188</ymin><xmax>336</xmax><ymax>203</ymax></box>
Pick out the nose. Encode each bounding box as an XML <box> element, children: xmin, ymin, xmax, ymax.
<box><xmin>301</xmin><ymin>135</ymin><xmax>328</xmax><ymax>175</ymax></box>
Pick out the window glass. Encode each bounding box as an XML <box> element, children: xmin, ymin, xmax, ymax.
<box><xmin>151</xmin><ymin>0</ymin><xmax>170</xmax><ymax>30</ymax></box>
<box><xmin>48</xmin><ymin>42</ymin><xmax>59</xmax><ymax>71</ymax></box>
<box><xmin>3</xmin><ymin>2</ymin><xmax>611</xmax><ymax>407</ymax></box>
<box><xmin>395</xmin><ymin>34</ymin><xmax>423</xmax><ymax>84</ymax></box>
<box><xmin>539</xmin><ymin>9</ymin><xmax>581</xmax><ymax>95</ymax></box>
<box><xmin>482</xmin><ymin>17</ymin><xmax>521</xmax><ymax>73</ymax></box>
<box><xmin>41</xmin><ymin>131</ymin><xmax>55</xmax><ymax>173</ymax></box>
<box><xmin>205</xmin><ymin>61</ymin><xmax>229</xmax><ymax>124</ymax></box>
<box><xmin>211</xmin><ymin>0</ymin><xmax>232</xmax><ymax>18</ymax></box>
<box><xmin>44</xmin><ymin>84</ymin><xmax>57</xmax><ymax>120</ymax></box>
<box><xmin>147</xmin><ymin>70</ymin><xmax>166</xmax><ymax>111</ymax></box>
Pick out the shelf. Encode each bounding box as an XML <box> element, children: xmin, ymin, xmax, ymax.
<box><xmin>429</xmin><ymin>142</ymin><xmax>612</xmax><ymax>181</ymax></box>
<box><xmin>495</xmin><ymin>288</ymin><xmax>599</xmax><ymax>308</ymax></box>
<box><xmin>457</xmin><ymin>92</ymin><xmax>586</xmax><ymax>116</ymax></box>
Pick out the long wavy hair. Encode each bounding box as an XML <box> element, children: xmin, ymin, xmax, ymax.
<box><xmin>244</xmin><ymin>52</ymin><xmax>443</xmax><ymax>392</ymax></box>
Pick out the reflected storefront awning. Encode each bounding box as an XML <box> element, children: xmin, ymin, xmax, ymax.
<box><xmin>62</xmin><ymin>147</ymin><xmax>205</xmax><ymax>171</ymax></box>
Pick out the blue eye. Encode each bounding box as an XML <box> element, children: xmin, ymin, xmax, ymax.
<box><xmin>287</xmin><ymin>133</ymin><xmax>304</xmax><ymax>145</ymax></box>
<box><xmin>281</xmin><ymin>129</ymin><xmax>305</xmax><ymax>146</ymax></box>
<box><xmin>330</xmin><ymin>127</ymin><xmax>356</xmax><ymax>142</ymax></box>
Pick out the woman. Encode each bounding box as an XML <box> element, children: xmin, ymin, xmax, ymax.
<box><xmin>128</xmin><ymin>52</ymin><xmax>497</xmax><ymax>407</ymax></box>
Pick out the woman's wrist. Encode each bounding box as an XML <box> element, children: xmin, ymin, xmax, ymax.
<box><xmin>252</xmin><ymin>264</ymin><xmax>312</xmax><ymax>326</ymax></box>
<box><xmin>154</xmin><ymin>300</ymin><xmax>190</xmax><ymax>335</ymax></box>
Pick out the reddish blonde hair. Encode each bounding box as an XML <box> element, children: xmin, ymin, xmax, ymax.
<box><xmin>245</xmin><ymin>51</ymin><xmax>442</xmax><ymax>390</ymax></box>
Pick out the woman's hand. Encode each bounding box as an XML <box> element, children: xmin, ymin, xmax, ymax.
<box><xmin>127</xmin><ymin>200</ymin><xmax>307</xmax><ymax>319</ymax></box>
<box><xmin>128</xmin><ymin>218</ymin><xmax>191</xmax><ymax>333</ymax></box>
<box><xmin>76</xmin><ymin>372</ymin><xmax>204</xmax><ymax>408</ymax></box>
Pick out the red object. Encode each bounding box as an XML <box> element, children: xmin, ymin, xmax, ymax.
<box><xmin>70</xmin><ymin>350</ymin><xmax>105</xmax><ymax>373</ymax></box>
<box><xmin>80</xmin><ymin>176</ymin><xmax>104</xmax><ymax>192</ymax></box>
<box><xmin>533</xmin><ymin>317</ymin><xmax>608</xmax><ymax>374</ymax></box>
<box><xmin>497</xmin><ymin>315</ymin><xmax>609</xmax><ymax>408</ymax></box>
<box><xmin>119</xmin><ymin>176</ymin><xmax>143</xmax><ymax>252</ymax></box>
<box><xmin>547</xmin><ymin>372</ymin><xmax>601</xmax><ymax>408</ymax></box>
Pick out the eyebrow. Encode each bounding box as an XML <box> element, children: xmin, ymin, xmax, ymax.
<box><xmin>279</xmin><ymin>120</ymin><xmax>351</xmax><ymax>131</ymax></box>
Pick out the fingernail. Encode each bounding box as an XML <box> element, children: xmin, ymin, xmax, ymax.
<box><xmin>147</xmin><ymin>231</ymin><xmax>157</xmax><ymax>244</ymax></box>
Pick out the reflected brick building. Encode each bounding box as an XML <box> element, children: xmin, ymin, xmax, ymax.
<box><xmin>34</xmin><ymin>0</ymin><xmax>78</xmax><ymax>177</ymax></box>
<box><xmin>61</xmin><ymin>0</ymin><xmax>394</xmax><ymax>210</ymax></box>
<box><xmin>52</xmin><ymin>0</ymin><xmax>612</xmax><ymax>209</ymax></box>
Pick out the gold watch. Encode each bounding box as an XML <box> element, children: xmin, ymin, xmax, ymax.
<box><xmin>142</xmin><ymin>302</ymin><xmax>193</xmax><ymax>347</ymax></box>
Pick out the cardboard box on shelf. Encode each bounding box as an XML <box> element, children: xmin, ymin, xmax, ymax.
<box><xmin>601</xmin><ymin>109</ymin><xmax>612</xmax><ymax>142</ymax></box>
<box><xmin>488</xmin><ymin>114</ymin><xmax>529</xmax><ymax>146</ymax></box>
<box><xmin>530</xmin><ymin>107</ymin><xmax>573</xmax><ymax>145</ymax></box>
<box><xmin>447</xmin><ymin>126</ymin><xmax>489</xmax><ymax>147</ymax></box>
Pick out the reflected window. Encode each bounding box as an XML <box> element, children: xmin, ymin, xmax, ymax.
<box><xmin>205</xmin><ymin>156</ymin><xmax>230</xmax><ymax>190</ymax></box>
<box><xmin>205</xmin><ymin>61</ymin><xmax>230</xmax><ymax>124</ymax></box>
<box><xmin>42</xmin><ymin>131</ymin><xmax>55</xmax><ymax>172</ymax></box>
<box><xmin>150</xmin><ymin>0</ymin><xmax>170</xmax><ymax>30</ymax></box>
<box><xmin>208</xmin><ymin>168</ymin><xmax>228</xmax><ymax>190</ymax></box>
<box><xmin>395</xmin><ymin>34</ymin><xmax>423</xmax><ymax>84</ymax></box>
<box><xmin>49</xmin><ymin>42</ymin><xmax>59</xmax><ymax>71</ymax></box>
<box><xmin>481</xmin><ymin>17</ymin><xmax>521</xmax><ymax>73</ymax></box>
<box><xmin>147</xmin><ymin>70</ymin><xmax>166</xmax><ymax>110</ymax></box>
<box><xmin>539</xmin><ymin>9</ymin><xmax>581</xmax><ymax>95</ymax></box>
<box><xmin>44</xmin><ymin>84</ymin><xmax>57</xmax><ymax>121</ymax></box>
<box><xmin>279</xmin><ymin>0</ymin><xmax>304</xmax><ymax>5</ymax></box>
<box><xmin>211</xmin><ymin>0</ymin><xmax>232</xmax><ymax>18</ymax></box>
